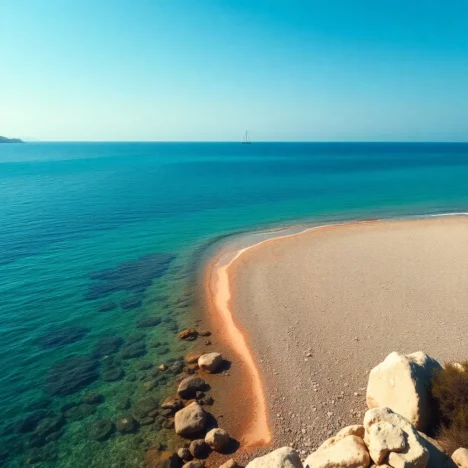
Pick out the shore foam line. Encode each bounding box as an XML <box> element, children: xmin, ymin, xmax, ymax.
<box><xmin>207</xmin><ymin>212</ymin><xmax>468</xmax><ymax>447</ymax></box>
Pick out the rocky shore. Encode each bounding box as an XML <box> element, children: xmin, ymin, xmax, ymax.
<box><xmin>146</xmin><ymin>348</ymin><xmax>468</xmax><ymax>467</ymax></box>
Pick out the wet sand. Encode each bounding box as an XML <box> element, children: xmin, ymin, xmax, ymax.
<box><xmin>207</xmin><ymin>216</ymin><xmax>468</xmax><ymax>459</ymax></box>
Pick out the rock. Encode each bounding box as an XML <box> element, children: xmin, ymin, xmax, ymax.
<box><xmin>120</xmin><ymin>341</ymin><xmax>147</xmax><ymax>359</ymax></box>
<box><xmin>183</xmin><ymin>461</ymin><xmax>204</xmax><ymax>468</ymax></box>
<box><xmin>45</xmin><ymin>355</ymin><xmax>99</xmax><ymax>396</ymax></box>
<box><xmin>136</xmin><ymin>316</ymin><xmax>161</xmax><ymax>328</ymax></box>
<box><xmin>86</xmin><ymin>253</ymin><xmax>175</xmax><ymax>301</ymax></box>
<box><xmin>17</xmin><ymin>410</ymin><xmax>52</xmax><ymax>433</ymax></box>
<box><xmin>101</xmin><ymin>365</ymin><xmax>124</xmax><ymax>381</ymax></box>
<box><xmin>64</xmin><ymin>403</ymin><xmax>96</xmax><ymax>421</ymax></box>
<box><xmin>34</xmin><ymin>416</ymin><xmax>64</xmax><ymax>438</ymax></box>
<box><xmin>220</xmin><ymin>460</ymin><xmax>240</xmax><ymax>468</ymax></box>
<box><xmin>198</xmin><ymin>330</ymin><xmax>211</xmax><ymax>337</ymax></box>
<box><xmin>136</xmin><ymin>361</ymin><xmax>152</xmax><ymax>372</ymax></box>
<box><xmin>127</xmin><ymin>332</ymin><xmax>146</xmax><ymax>344</ymax></box>
<box><xmin>98</xmin><ymin>302</ymin><xmax>117</xmax><ymax>312</ymax></box>
<box><xmin>116</xmin><ymin>415</ymin><xmax>138</xmax><ymax>434</ymax></box>
<box><xmin>178</xmin><ymin>329</ymin><xmax>198</xmax><ymax>341</ymax></box>
<box><xmin>366</xmin><ymin>351</ymin><xmax>442</xmax><ymax>431</ymax></box>
<box><xmin>133</xmin><ymin>396</ymin><xmax>159</xmax><ymax>419</ymax></box>
<box><xmin>174</xmin><ymin>402</ymin><xmax>207</xmax><ymax>437</ymax></box>
<box><xmin>162</xmin><ymin>417</ymin><xmax>175</xmax><ymax>429</ymax></box>
<box><xmin>169</xmin><ymin>359</ymin><xmax>185</xmax><ymax>375</ymax></box>
<box><xmin>247</xmin><ymin>447</ymin><xmax>302</xmax><ymax>467</ymax></box>
<box><xmin>336</xmin><ymin>425</ymin><xmax>365</xmax><ymax>439</ymax></box>
<box><xmin>185</xmin><ymin>352</ymin><xmax>202</xmax><ymax>364</ymax></box>
<box><xmin>161</xmin><ymin>396</ymin><xmax>184</xmax><ymax>412</ymax></box>
<box><xmin>453</xmin><ymin>448</ymin><xmax>468</xmax><ymax>468</ymax></box>
<box><xmin>145</xmin><ymin>449</ymin><xmax>183</xmax><ymax>468</ymax></box>
<box><xmin>189</xmin><ymin>439</ymin><xmax>209</xmax><ymax>458</ymax></box>
<box><xmin>177</xmin><ymin>447</ymin><xmax>192</xmax><ymax>461</ymax></box>
<box><xmin>159</xmin><ymin>364</ymin><xmax>168</xmax><ymax>371</ymax></box>
<box><xmin>418</xmin><ymin>432</ymin><xmax>457</xmax><ymax>468</ymax></box>
<box><xmin>178</xmin><ymin>376</ymin><xmax>207</xmax><ymax>399</ymax></box>
<box><xmin>116</xmin><ymin>397</ymin><xmax>131</xmax><ymax>410</ymax></box>
<box><xmin>304</xmin><ymin>435</ymin><xmax>369</xmax><ymax>468</ymax></box>
<box><xmin>89</xmin><ymin>419</ymin><xmax>114</xmax><ymax>441</ymax></box>
<box><xmin>92</xmin><ymin>336</ymin><xmax>124</xmax><ymax>357</ymax></box>
<box><xmin>199</xmin><ymin>395</ymin><xmax>214</xmax><ymax>406</ymax></box>
<box><xmin>205</xmin><ymin>428</ymin><xmax>230</xmax><ymax>452</ymax></box>
<box><xmin>198</xmin><ymin>353</ymin><xmax>223</xmax><ymax>373</ymax></box>
<box><xmin>364</xmin><ymin>407</ymin><xmax>429</xmax><ymax>468</ymax></box>
<box><xmin>82</xmin><ymin>392</ymin><xmax>103</xmax><ymax>405</ymax></box>
<box><xmin>37</xmin><ymin>326</ymin><xmax>90</xmax><ymax>350</ymax></box>
<box><xmin>140</xmin><ymin>416</ymin><xmax>155</xmax><ymax>426</ymax></box>
<box><xmin>368</xmin><ymin>421</ymin><xmax>406</xmax><ymax>464</ymax></box>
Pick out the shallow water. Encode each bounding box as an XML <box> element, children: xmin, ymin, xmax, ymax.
<box><xmin>1</xmin><ymin>142</ymin><xmax>468</xmax><ymax>466</ymax></box>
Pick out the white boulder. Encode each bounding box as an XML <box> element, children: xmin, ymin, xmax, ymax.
<box><xmin>304</xmin><ymin>435</ymin><xmax>370</xmax><ymax>468</ymax></box>
<box><xmin>246</xmin><ymin>447</ymin><xmax>302</xmax><ymax>468</ymax></box>
<box><xmin>366</xmin><ymin>351</ymin><xmax>442</xmax><ymax>431</ymax></box>
<box><xmin>198</xmin><ymin>352</ymin><xmax>223</xmax><ymax>373</ymax></box>
<box><xmin>336</xmin><ymin>425</ymin><xmax>365</xmax><ymax>439</ymax></box>
<box><xmin>367</xmin><ymin>421</ymin><xmax>405</xmax><ymax>464</ymax></box>
<box><xmin>364</xmin><ymin>407</ymin><xmax>429</xmax><ymax>467</ymax></box>
<box><xmin>453</xmin><ymin>448</ymin><xmax>468</xmax><ymax>468</ymax></box>
<box><xmin>205</xmin><ymin>427</ymin><xmax>230</xmax><ymax>451</ymax></box>
<box><xmin>174</xmin><ymin>402</ymin><xmax>207</xmax><ymax>436</ymax></box>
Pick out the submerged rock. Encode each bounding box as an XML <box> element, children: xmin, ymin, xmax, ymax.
<box><xmin>90</xmin><ymin>419</ymin><xmax>114</xmax><ymax>441</ymax></box>
<box><xmin>120</xmin><ymin>342</ymin><xmax>147</xmax><ymax>359</ymax></box>
<box><xmin>16</xmin><ymin>410</ymin><xmax>52</xmax><ymax>433</ymax></box>
<box><xmin>133</xmin><ymin>396</ymin><xmax>159</xmax><ymax>419</ymax></box>
<box><xmin>86</xmin><ymin>253</ymin><xmax>175</xmax><ymax>300</ymax></box>
<box><xmin>145</xmin><ymin>449</ymin><xmax>182</xmax><ymax>468</ymax></box>
<box><xmin>34</xmin><ymin>416</ymin><xmax>64</xmax><ymax>439</ymax></box>
<box><xmin>64</xmin><ymin>403</ymin><xmax>96</xmax><ymax>421</ymax></box>
<box><xmin>93</xmin><ymin>336</ymin><xmax>124</xmax><ymax>357</ymax></box>
<box><xmin>81</xmin><ymin>392</ymin><xmax>103</xmax><ymax>405</ymax></box>
<box><xmin>116</xmin><ymin>415</ymin><xmax>138</xmax><ymax>434</ymax></box>
<box><xmin>115</xmin><ymin>397</ymin><xmax>131</xmax><ymax>410</ymax></box>
<box><xmin>45</xmin><ymin>355</ymin><xmax>99</xmax><ymax>396</ymax></box>
<box><xmin>101</xmin><ymin>365</ymin><xmax>124</xmax><ymax>382</ymax></box>
<box><xmin>121</xmin><ymin>296</ymin><xmax>143</xmax><ymax>310</ymax></box>
<box><xmin>37</xmin><ymin>326</ymin><xmax>90</xmax><ymax>350</ymax></box>
<box><xmin>136</xmin><ymin>316</ymin><xmax>161</xmax><ymax>328</ymax></box>
<box><xmin>98</xmin><ymin>302</ymin><xmax>117</xmax><ymax>312</ymax></box>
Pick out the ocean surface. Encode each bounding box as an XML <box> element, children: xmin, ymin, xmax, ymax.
<box><xmin>1</xmin><ymin>142</ymin><xmax>468</xmax><ymax>467</ymax></box>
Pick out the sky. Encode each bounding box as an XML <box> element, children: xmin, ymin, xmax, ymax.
<box><xmin>1</xmin><ymin>0</ymin><xmax>468</xmax><ymax>142</ymax></box>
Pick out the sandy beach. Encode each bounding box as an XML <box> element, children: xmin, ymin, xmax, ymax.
<box><xmin>206</xmin><ymin>216</ymin><xmax>468</xmax><ymax>459</ymax></box>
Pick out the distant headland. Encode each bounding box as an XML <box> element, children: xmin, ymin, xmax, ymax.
<box><xmin>0</xmin><ymin>136</ymin><xmax>24</xmax><ymax>143</ymax></box>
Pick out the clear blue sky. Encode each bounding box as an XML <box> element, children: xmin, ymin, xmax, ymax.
<box><xmin>1</xmin><ymin>0</ymin><xmax>468</xmax><ymax>141</ymax></box>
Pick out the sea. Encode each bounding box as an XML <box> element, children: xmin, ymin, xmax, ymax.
<box><xmin>1</xmin><ymin>142</ymin><xmax>468</xmax><ymax>467</ymax></box>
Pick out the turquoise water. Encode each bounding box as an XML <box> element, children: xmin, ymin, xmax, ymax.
<box><xmin>1</xmin><ymin>142</ymin><xmax>468</xmax><ymax>467</ymax></box>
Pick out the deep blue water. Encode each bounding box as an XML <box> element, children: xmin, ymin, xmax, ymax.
<box><xmin>1</xmin><ymin>142</ymin><xmax>468</xmax><ymax>467</ymax></box>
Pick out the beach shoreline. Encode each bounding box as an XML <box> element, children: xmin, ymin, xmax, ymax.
<box><xmin>204</xmin><ymin>214</ymin><xmax>468</xmax><ymax>459</ymax></box>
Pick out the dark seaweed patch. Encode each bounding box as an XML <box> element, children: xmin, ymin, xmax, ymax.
<box><xmin>37</xmin><ymin>326</ymin><xmax>90</xmax><ymax>350</ymax></box>
<box><xmin>85</xmin><ymin>253</ymin><xmax>175</xmax><ymax>300</ymax></box>
<box><xmin>45</xmin><ymin>355</ymin><xmax>99</xmax><ymax>396</ymax></box>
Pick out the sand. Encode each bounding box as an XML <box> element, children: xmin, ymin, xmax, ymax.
<box><xmin>207</xmin><ymin>216</ymin><xmax>468</xmax><ymax>458</ymax></box>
